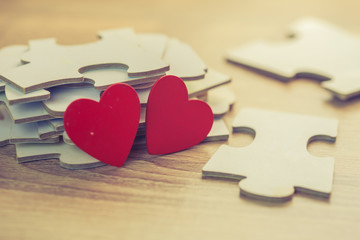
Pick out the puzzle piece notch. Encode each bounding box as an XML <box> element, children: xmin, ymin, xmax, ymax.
<box><xmin>203</xmin><ymin>108</ymin><xmax>338</xmax><ymax>201</ymax></box>
<box><xmin>227</xmin><ymin>17</ymin><xmax>360</xmax><ymax>100</ymax></box>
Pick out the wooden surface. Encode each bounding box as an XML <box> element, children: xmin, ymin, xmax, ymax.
<box><xmin>1</xmin><ymin>0</ymin><xmax>360</xmax><ymax>239</ymax></box>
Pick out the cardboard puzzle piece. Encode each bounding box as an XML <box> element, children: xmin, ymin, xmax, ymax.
<box><xmin>82</xmin><ymin>66</ymin><xmax>163</xmax><ymax>91</ymax></box>
<box><xmin>0</xmin><ymin>104</ymin><xmax>59</xmax><ymax>145</ymax></box>
<box><xmin>37</xmin><ymin>120</ymin><xmax>63</xmax><ymax>139</ymax></box>
<box><xmin>227</xmin><ymin>17</ymin><xmax>360</xmax><ymax>100</ymax></box>
<box><xmin>137</xmin><ymin>33</ymin><xmax>168</xmax><ymax>58</ymax></box>
<box><xmin>0</xmin><ymin>93</ymin><xmax>54</xmax><ymax>123</ymax></box>
<box><xmin>205</xmin><ymin>86</ymin><xmax>235</xmax><ymax>118</ymax></box>
<box><xmin>0</xmin><ymin>28</ymin><xmax>169</xmax><ymax>93</ymax></box>
<box><xmin>15</xmin><ymin>142</ymin><xmax>105</xmax><ymax>169</ymax></box>
<box><xmin>10</xmin><ymin>121</ymin><xmax>60</xmax><ymax>144</ymax></box>
<box><xmin>203</xmin><ymin>118</ymin><xmax>229</xmax><ymax>142</ymax></box>
<box><xmin>43</xmin><ymin>86</ymin><xmax>101</xmax><ymax>117</ymax></box>
<box><xmin>203</xmin><ymin>108</ymin><xmax>338</xmax><ymax>201</ymax></box>
<box><xmin>0</xmin><ymin>104</ymin><xmax>12</xmax><ymax>146</ymax></box>
<box><xmin>0</xmin><ymin>45</ymin><xmax>50</xmax><ymax>104</ymax></box>
<box><xmin>0</xmin><ymin>45</ymin><xmax>28</xmax><ymax>92</ymax></box>
<box><xmin>48</xmin><ymin>119</ymin><xmax>64</xmax><ymax>131</ymax></box>
<box><xmin>163</xmin><ymin>38</ymin><xmax>207</xmax><ymax>80</ymax></box>
<box><xmin>136</xmin><ymin>69</ymin><xmax>231</xmax><ymax>106</ymax></box>
<box><xmin>6</xmin><ymin>85</ymin><xmax>50</xmax><ymax>105</ymax></box>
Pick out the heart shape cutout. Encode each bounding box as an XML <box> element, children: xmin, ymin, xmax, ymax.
<box><xmin>64</xmin><ymin>83</ymin><xmax>140</xmax><ymax>167</ymax></box>
<box><xmin>146</xmin><ymin>75</ymin><xmax>213</xmax><ymax>154</ymax></box>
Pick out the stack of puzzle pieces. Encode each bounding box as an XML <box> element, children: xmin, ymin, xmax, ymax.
<box><xmin>0</xmin><ymin>28</ymin><xmax>233</xmax><ymax>169</ymax></box>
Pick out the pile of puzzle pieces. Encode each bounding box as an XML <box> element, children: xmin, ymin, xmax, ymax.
<box><xmin>0</xmin><ymin>28</ymin><xmax>234</xmax><ymax>169</ymax></box>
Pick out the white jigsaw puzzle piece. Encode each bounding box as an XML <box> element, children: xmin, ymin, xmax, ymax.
<box><xmin>203</xmin><ymin>119</ymin><xmax>229</xmax><ymax>142</ymax></box>
<box><xmin>0</xmin><ymin>45</ymin><xmax>28</xmax><ymax>92</ymax></box>
<box><xmin>1</xmin><ymin>28</ymin><xmax>169</xmax><ymax>93</ymax></box>
<box><xmin>15</xmin><ymin>142</ymin><xmax>105</xmax><ymax>169</ymax></box>
<box><xmin>136</xmin><ymin>69</ymin><xmax>231</xmax><ymax>106</ymax></box>
<box><xmin>203</xmin><ymin>108</ymin><xmax>338</xmax><ymax>201</ymax></box>
<box><xmin>0</xmin><ymin>104</ymin><xmax>59</xmax><ymax>144</ymax></box>
<box><xmin>48</xmin><ymin>119</ymin><xmax>64</xmax><ymax>131</ymax></box>
<box><xmin>227</xmin><ymin>17</ymin><xmax>360</xmax><ymax>100</ymax></box>
<box><xmin>10</xmin><ymin>121</ymin><xmax>59</xmax><ymax>144</ymax></box>
<box><xmin>0</xmin><ymin>92</ymin><xmax>54</xmax><ymax>123</ymax></box>
<box><xmin>0</xmin><ymin>45</ymin><xmax>50</xmax><ymax>104</ymax></box>
<box><xmin>205</xmin><ymin>86</ymin><xmax>235</xmax><ymax>118</ymax></box>
<box><xmin>163</xmin><ymin>38</ymin><xmax>207</xmax><ymax>80</ymax></box>
<box><xmin>42</xmin><ymin>86</ymin><xmax>101</xmax><ymax>117</ymax></box>
<box><xmin>137</xmin><ymin>33</ymin><xmax>169</xmax><ymax>58</ymax></box>
<box><xmin>37</xmin><ymin>120</ymin><xmax>63</xmax><ymax>139</ymax></box>
<box><xmin>0</xmin><ymin>104</ymin><xmax>12</xmax><ymax>146</ymax></box>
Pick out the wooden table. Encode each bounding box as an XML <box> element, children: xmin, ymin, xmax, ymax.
<box><xmin>1</xmin><ymin>0</ymin><xmax>359</xmax><ymax>239</ymax></box>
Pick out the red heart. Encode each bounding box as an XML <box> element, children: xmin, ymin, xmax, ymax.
<box><xmin>64</xmin><ymin>83</ymin><xmax>140</xmax><ymax>167</ymax></box>
<box><xmin>146</xmin><ymin>75</ymin><xmax>213</xmax><ymax>154</ymax></box>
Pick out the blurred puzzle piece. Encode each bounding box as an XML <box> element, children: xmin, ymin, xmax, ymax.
<box><xmin>227</xmin><ymin>17</ymin><xmax>360</xmax><ymax>100</ymax></box>
<box><xmin>203</xmin><ymin>108</ymin><xmax>338</xmax><ymax>202</ymax></box>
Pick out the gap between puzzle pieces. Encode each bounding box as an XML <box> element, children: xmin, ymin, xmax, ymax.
<box><xmin>203</xmin><ymin>108</ymin><xmax>338</xmax><ymax>202</ymax></box>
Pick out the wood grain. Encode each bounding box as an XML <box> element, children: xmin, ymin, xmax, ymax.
<box><xmin>0</xmin><ymin>0</ymin><xmax>360</xmax><ymax>239</ymax></box>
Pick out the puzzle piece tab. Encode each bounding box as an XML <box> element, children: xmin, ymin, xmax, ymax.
<box><xmin>203</xmin><ymin>108</ymin><xmax>338</xmax><ymax>201</ymax></box>
<box><xmin>227</xmin><ymin>17</ymin><xmax>360</xmax><ymax>100</ymax></box>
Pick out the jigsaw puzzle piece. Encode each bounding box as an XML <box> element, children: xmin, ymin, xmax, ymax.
<box><xmin>15</xmin><ymin>142</ymin><xmax>105</xmax><ymax>169</ymax></box>
<box><xmin>136</xmin><ymin>69</ymin><xmax>231</xmax><ymax>106</ymax></box>
<box><xmin>1</xmin><ymin>38</ymin><xmax>84</xmax><ymax>92</ymax></box>
<box><xmin>0</xmin><ymin>104</ymin><xmax>12</xmax><ymax>146</ymax></box>
<box><xmin>137</xmin><ymin>33</ymin><xmax>168</xmax><ymax>58</ymax></box>
<box><xmin>82</xmin><ymin>66</ymin><xmax>163</xmax><ymax>91</ymax></box>
<box><xmin>10</xmin><ymin>121</ymin><xmax>60</xmax><ymax>144</ymax></box>
<box><xmin>203</xmin><ymin>108</ymin><xmax>338</xmax><ymax>201</ymax></box>
<box><xmin>163</xmin><ymin>38</ymin><xmax>207</xmax><ymax>80</ymax></box>
<box><xmin>42</xmin><ymin>86</ymin><xmax>101</xmax><ymax>117</ymax></box>
<box><xmin>205</xmin><ymin>86</ymin><xmax>235</xmax><ymax>118</ymax></box>
<box><xmin>5</xmin><ymin>85</ymin><xmax>50</xmax><ymax>105</ymax></box>
<box><xmin>0</xmin><ymin>93</ymin><xmax>54</xmax><ymax>123</ymax></box>
<box><xmin>0</xmin><ymin>44</ymin><xmax>50</xmax><ymax>104</ymax></box>
<box><xmin>0</xmin><ymin>45</ymin><xmax>28</xmax><ymax>92</ymax></box>
<box><xmin>37</xmin><ymin>120</ymin><xmax>63</xmax><ymax>139</ymax></box>
<box><xmin>227</xmin><ymin>17</ymin><xmax>360</xmax><ymax>100</ymax></box>
<box><xmin>2</xmin><ymin>28</ymin><xmax>169</xmax><ymax>93</ymax></box>
<box><xmin>203</xmin><ymin>119</ymin><xmax>229</xmax><ymax>142</ymax></box>
<box><xmin>48</xmin><ymin>119</ymin><xmax>64</xmax><ymax>131</ymax></box>
<box><xmin>0</xmin><ymin>104</ymin><xmax>58</xmax><ymax>145</ymax></box>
